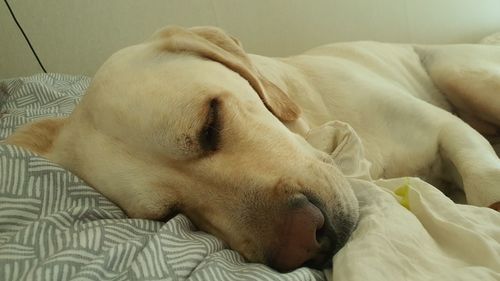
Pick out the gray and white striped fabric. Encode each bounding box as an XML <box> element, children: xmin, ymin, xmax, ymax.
<box><xmin>0</xmin><ymin>74</ymin><xmax>325</xmax><ymax>281</ymax></box>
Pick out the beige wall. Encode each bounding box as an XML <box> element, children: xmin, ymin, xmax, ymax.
<box><xmin>2</xmin><ymin>0</ymin><xmax>500</xmax><ymax>78</ymax></box>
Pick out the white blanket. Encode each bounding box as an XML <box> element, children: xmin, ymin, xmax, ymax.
<box><xmin>315</xmin><ymin>122</ymin><xmax>500</xmax><ymax>281</ymax></box>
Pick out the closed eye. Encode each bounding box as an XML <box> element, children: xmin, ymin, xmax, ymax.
<box><xmin>199</xmin><ymin>98</ymin><xmax>221</xmax><ymax>152</ymax></box>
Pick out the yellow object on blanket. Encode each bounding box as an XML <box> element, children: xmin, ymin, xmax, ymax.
<box><xmin>394</xmin><ymin>182</ymin><xmax>411</xmax><ymax>210</ymax></box>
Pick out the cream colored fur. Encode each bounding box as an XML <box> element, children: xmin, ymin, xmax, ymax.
<box><xmin>4</xmin><ymin>26</ymin><xmax>500</xmax><ymax>267</ymax></box>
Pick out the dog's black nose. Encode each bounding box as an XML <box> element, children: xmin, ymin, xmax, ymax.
<box><xmin>266</xmin><ymin>193</ymin><xmax>352</xmax><ymax>272</ymax></box>
<box><xmin>266</xmin><ymin>194</ymin><xmax>325</xmax><ymax>272</ymax></box>
<box><xmin>267</xmin><ymin>193</ymin><xmax>356</xmax><ymax>272</ymax></box>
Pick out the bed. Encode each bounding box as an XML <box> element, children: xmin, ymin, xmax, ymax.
<box><xmin>1</xmin><ymin>74</ymin><xmax>499</xmax><ymax>281</ymax></box>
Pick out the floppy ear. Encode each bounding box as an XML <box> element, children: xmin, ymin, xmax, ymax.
<box><xmin>3</xmin><ymin>118</ymin><xmax>65</xmax><ymax>155</ymax></box>
<box><xmin>150</xmin><ymin>25</ymin><xmax>301</xmax><ymax>122</ymax></box>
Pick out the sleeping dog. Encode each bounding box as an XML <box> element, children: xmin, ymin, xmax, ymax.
<box><xmin>5</xmin><ymin>26</ymin><xmax>500</xmax><ymax>272</ymax></box>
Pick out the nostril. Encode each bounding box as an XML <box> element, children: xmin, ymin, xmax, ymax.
<box><xmin>307</xmin><ymin>222</ymin><xmax>338</xmax><ymax>269</ymax></box>
<box><xmin>314</xmin><ymin>222</ymin><xmax>328</xmax><ymax>249</ymax></box>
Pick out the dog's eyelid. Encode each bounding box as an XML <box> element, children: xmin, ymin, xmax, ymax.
<box><xmin>199</xmin><ymin>97</ymin><xmax>221</xmax><ymax>152</ymax></box>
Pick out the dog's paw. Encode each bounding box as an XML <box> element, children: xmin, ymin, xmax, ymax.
<box><xmin>462</xmin><ymin>167</ymin><xmax>500</xmax><ymax>209</ymax></box>
<box><xmin>488</xmin><ymin>201</ymin><xmax>500</xmax><ymax>212</ymax></box>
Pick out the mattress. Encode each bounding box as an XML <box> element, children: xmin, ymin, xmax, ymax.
<box><xmin>1</xmin><ymin>74</ymin><xmax>499</xmax><ymax>281</ymax></box>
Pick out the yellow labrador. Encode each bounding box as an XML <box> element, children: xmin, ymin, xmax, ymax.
<box><xmin>5</xmin><ymin>26</ymin><xmax>500</xmax><ymax>272</ymax></box>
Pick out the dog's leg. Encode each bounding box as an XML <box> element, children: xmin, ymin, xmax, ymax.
<box><xmin>417</xmin><ymin>44</ymin><xmax>500</xmax><ymax>137</ymax></box>
<box><xmin>437</xmin><ymin>115</ymin><xmax>500</xmax><ymax>209</ymax></box>
<box><xmin>418</xmin><ymin>45</ymin><xmax>500</xmax><ymax>209</ymax></box>
<box><xmin>3</xmin><ymin>118</ymin><xmax>65</xmax><ymax>155</ymax></box>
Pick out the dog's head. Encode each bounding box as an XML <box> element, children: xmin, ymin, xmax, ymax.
<box><xmin>9</xmin><ymin>26</ymin><xmax>359</xmax><ymax>272</ymax></box>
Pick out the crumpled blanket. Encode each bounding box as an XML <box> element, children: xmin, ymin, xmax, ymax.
<box><xmin>1</xmin><ymin>74</ymin><xmax>499</xmax><ymax>281</ymax></box>
<box><xmin>316</xmin><ymin>121</ymin><xmax>500</xmax><ymax>281</ymax></box>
